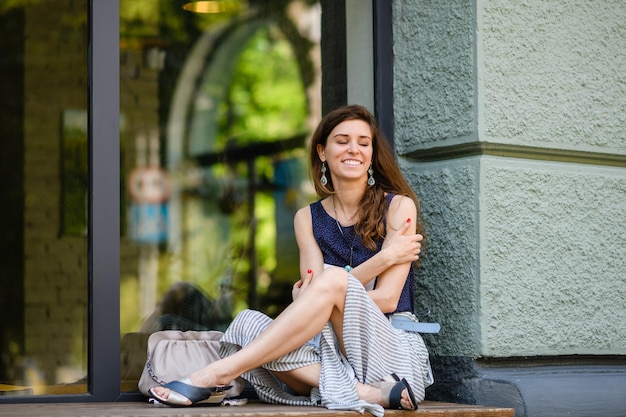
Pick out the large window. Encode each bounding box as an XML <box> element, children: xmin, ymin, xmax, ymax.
<box><xmin>0</xmin><ymin>0</ymin><xmax>89</xmax><ymax>395</ymax></box>
<box><xmin>0</xmin><ymin>0</ymin><xmax>342</xmax><ymax>402</ymax></box>
<box><xmin>117</xmin><ymin>0</ymin><xmax>321</xmax><ymax>393</ymax></box>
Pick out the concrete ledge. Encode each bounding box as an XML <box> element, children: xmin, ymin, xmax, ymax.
<box><xmin>0</xmin><ymin>400</ymin><xmax>515</xmax><ymax>417</ymax></box>
<box><xmin>427</xmin><ymin>356</ymin><xmax>626</xmax><ymax>417</ymax></box>
<box><xmin>474</xmin><ymin>364</ymin><xmax>626</xmax><ymax>417</ymax></box>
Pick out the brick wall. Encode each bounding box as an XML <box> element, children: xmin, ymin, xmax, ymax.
<box><xmin>22</xmin><ymin>0</ymin><xmax>88</xmax><ymax>386</ymax></box>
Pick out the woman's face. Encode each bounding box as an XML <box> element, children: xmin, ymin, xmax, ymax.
<box><xmin>317</xmin><ymin>119</ymin><xmax>373</xmax><ymax>185</ymax></box>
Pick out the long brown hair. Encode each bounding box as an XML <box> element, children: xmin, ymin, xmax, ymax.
<box><xmin>309</xmin><ymin>105</ymin><xmax>427</xmax><ymax>255</ymax></box>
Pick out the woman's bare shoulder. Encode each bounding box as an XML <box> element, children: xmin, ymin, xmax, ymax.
<box><xmin>389</xmin><ymin>194</ymin><xmax>416</xmax><ymax>212</ymax></box>
<box><xmin>294</xmin><ymin>202</ymin><xmax>318</xmax><ymax>231</ymax></box>
<box><xmin>294</xmin><ymin>204</ymin><xmax>310</xmax><ymax>222</ymax></box>
<box><xmin>387</xmin><ymin>194</ymin><xmax>417</xmax><ymax>230</ymax></box>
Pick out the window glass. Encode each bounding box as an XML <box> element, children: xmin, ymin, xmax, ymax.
<box><xmin>118</xmin><ymin>0</ymin><xmax>321</xmax><ymax>391</ymax></box>
<box><xmin>0</xmin><ymin>0</ymin><xmax>89</xmax><ymax>395</ymax></box>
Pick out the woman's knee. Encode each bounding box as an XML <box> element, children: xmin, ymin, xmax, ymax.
<box><xmin>314</xmin><ymin>267</ymin><xmax>348</xmax><ymax>297</ymax></box>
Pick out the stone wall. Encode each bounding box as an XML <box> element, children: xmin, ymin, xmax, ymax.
<box><xmin>392</xmin><ymin>0</ymin><xmax>626</xmax><ymax>414</ymax></box>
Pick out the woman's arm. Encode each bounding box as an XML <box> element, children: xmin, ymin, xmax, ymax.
<box><xmin>348</xmin><ymin>196</ymin><xmax>423</xmax><ymax>287</ymax></box>
<box><xmin>363</xmin><ymin>195</ymin><xmax>418</xmax><ymax>313</ymax></box>
<box><xmin>292</xmin><ymin>206</ymin><xmax>325</xmax><ymax>300</ymax></box>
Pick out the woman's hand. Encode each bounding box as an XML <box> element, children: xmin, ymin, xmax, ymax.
<box><xmin>382</xmin><ymin>218</ymin><xmax>423</xmax><ymax>265</ymax></box>
<box><xmin>292</xmin><ymin>269</ymin><xmax>314</xmax><ymax>301</ymax></box>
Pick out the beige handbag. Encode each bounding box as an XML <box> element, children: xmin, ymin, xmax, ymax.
<box><xmin>138</xmin><ymin>330</ymin><xmax>245</xmax><ymax>398</ymax></box>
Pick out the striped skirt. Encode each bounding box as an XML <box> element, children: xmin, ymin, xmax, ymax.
<box><xmin>219</xmin><ymin>275</ymin><xmax>433</xmax><ymax>417</ymax></box>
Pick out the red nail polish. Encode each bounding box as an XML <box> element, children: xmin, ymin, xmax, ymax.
<box><xmin>406</xmin><ymin>218</ymin><xmax>411</xmax><ymax>223</ymax></box>
<box><xmin>307</xmin><ymin>269</ymin><xmax>312</xmax><ymax>274</ymax></box>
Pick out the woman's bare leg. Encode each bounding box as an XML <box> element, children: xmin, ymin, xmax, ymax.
<box><xmin>152</xmin><ymin>267</ymin><xmax>348</xmax><ymax>402</ymax></box>
<box><xmin>272</xmin><ymin>364</ymin><xmax>321</xmax><ymax>396</ymax></box>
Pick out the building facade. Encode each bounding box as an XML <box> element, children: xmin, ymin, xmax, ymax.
<box><xmin>0</xmin><ymin>1</ymin><xmax>624</xmax><ymax>415</ymax></box>
<box><xmin>385</xmin><ymin>1</ymin><xmax>626</xmax><ymax>415</ymax></box>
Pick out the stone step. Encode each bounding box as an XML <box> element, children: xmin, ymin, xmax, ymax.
<box><xmin>0</xmin><ymin>400</ymin><xmax>515</xmax><ymax>417</ymax></box>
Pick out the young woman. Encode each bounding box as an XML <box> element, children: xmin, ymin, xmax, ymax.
<box><xmin>151</xmin><ymin>105</ymin><xmax>433</xmax><ymax>415</ymax></box>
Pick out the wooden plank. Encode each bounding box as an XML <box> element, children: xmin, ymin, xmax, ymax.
<box><xmin>0</xmin><ymin>401</ymin><xmax>515</xmax><ymax>417</ymax></box>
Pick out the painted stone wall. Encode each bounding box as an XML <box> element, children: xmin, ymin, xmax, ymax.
<box><xmin>394</xmin><ymin>0</ymin><xmax>476</xmax><ymax>151</ymax></box>
<box><xmin>479</xmin><ymin>1</ymin><xmax>625</xmax><ymax>152</ymax></box>
<box><xmin>393</xmin><ymin>0</ymin><xmax>626</xmax><ymax>361</ymax></box>
<box><xmin>481</xmin><ymin>158</ymin><xmax>626</xmax><ymax>356</ymax></box>
<box><xmin>393</xmin><ymin>0</ymin><xmax>482</xmax><ymax>358</ymax></box>
<box><xmin>400</xmin><ymin>157</ymin><xmax>482</xmax><ymax>357</ymax></box>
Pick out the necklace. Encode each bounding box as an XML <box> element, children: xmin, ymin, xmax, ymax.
<box><xmin>332</xmin><ymin>196</ymin><xmax>357</xmax><ymax>272</ymax></box>
<box><xmin>333</xmin><ymin>196</ymin><xmax>359</xmax><ymax>224</ymax></box>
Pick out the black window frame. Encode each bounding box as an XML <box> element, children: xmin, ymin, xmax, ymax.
<box><xmin>320</xmin><ymin>0</ymin><xmax>394</xmax><ymax>145</ymax></box>
<box><xmin>89</xmin><ymin>0</ymin><xmax>124</xmax><ymax>402</ymax></box>
<box><xmin>373</xmin><ymin>0</ymin><xmax>394</xmax><ymax>146</ymax></box>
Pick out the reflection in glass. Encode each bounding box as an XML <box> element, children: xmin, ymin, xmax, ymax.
<box><xmin>0</xmin><ymin>0</ymin><xmax>89</xmax><ymax>395</ymax></box>
<box><xmin>119</xmin><ymin>1</ymin><xmax>321</xmax><ymax>391</ymax></box>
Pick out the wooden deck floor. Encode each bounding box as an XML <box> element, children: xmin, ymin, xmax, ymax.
<box><xmin>0</xmin><ymin>400</ymin><xmax>515</xmax><ymax>417</ymax></box>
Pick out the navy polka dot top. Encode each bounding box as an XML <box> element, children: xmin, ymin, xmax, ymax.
<box><xmin>310</xmin><ymin>193</ymin><xmax>415</xmax><ymax>314</ymax></box>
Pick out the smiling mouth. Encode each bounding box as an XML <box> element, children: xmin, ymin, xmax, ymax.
<box><xmin>342</xmin><ymin>160</ymin><xmax>362</xmax><ymax>166</ymax></box>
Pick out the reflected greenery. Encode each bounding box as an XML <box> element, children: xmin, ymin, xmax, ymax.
<box><xmin>216</xmin><ymin>25</ymin><xmax>307</xmax><ymax>145</ymax></box>
<box><xmin>120</xmin><ymin>0</ymin><xmax>316</xmax><ymax>338</ymax></box>
<box><xmin>120</xmin><ymin>0</ymin><xmax>244</xmax><ymax>44</ymax></box>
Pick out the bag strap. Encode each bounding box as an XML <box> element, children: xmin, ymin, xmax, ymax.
<box><xmin>145</xmin><ymin>354</ymin><xmax>167</xmax><ymax>385</ymax></box>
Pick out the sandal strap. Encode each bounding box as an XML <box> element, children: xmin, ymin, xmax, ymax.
<box><xmin>374</xmin><ymin>374</ymin><xmax>418</xmax><ymax>410</ymax></box>
<box><xmin>386</xmin><ymin>381</ymin><xmax>406</xmax><ymax>409</ymax></box>
<box><xmin>162</xmin><ymin>380</ymin><xmax>231</xmax><ymax>404</ymax></box>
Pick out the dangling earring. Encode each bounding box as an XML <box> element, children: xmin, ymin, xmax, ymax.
<box><xmin>367</xmin><ymin>165</ymin><xmax>376</xmax><ymax>186</ymax></box>
<box><xmin>320</xmin><ymin>162</ymin><xmax>328</xmax><ymax>186</ymax></box>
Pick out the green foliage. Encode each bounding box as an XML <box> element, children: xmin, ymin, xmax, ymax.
<box><xmin>62</xmin><ymin>111</ymin><xmax>88</xmax><ymax>236</ymax></box>
<box><xmin>120</xmin><ymin>0</ymin><xmax>242</xmax><ymax>44</ymax></box>
<box><xmin>211</xmin><ymin>25</ymin><xmax>308</xmax><ymax>312</ymax></box>
<box><xmin>120</xmin><ymin>0</ymin><xmax>160</xmax><ymax>38</ymax></box>
<box><xmin>119</xmin><ymin>0</ymin><xmax>311</xmax><ymax>325</ymax></box>
<box><xmin>216</xmin><ymin>25</ymin><xmax>308</xmax><ymax>145</ymax></box>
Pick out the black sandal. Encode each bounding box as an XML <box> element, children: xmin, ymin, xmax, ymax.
<box><xmin>372</xmin><ymin>373</ymin><xmax>418</xmax><ymax>410</ymax></box>
<box><xmin>150</xmin><ymin>378</ymin><xmax>232</xmax><ymax>407</ymax></box>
